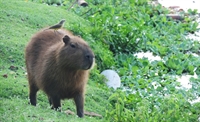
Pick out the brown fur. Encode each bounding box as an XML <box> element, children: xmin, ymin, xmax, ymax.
<box><xmin>25</xmin><ymin>29</ymin><xmax>94</xmax><ymax>117</ymax></box>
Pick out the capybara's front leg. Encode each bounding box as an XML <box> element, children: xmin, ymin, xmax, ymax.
<box><xmin>48</xmin><ymin>96</ymin><xmax>52</xmax><ymax>106</ymax></box>
<box><xmin>74</xmin><ymin>94</ymin><xmax>84</xmax><ymax>117</ymax></box>
<box><xmin>51</xmin><ymin>96</ymin><xmax>61</xmax><ymax>111</ymax></box>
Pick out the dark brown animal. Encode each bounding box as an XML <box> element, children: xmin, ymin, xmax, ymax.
<box><xmin>25</xmin><ymin>29</ymin><xmax>94</xmax><ymax>117</ymax></box>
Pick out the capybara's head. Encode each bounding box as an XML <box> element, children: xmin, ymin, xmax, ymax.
<box><xmin>58</xmin><ymin>35</ymin><xmax>94</xmax><ymax>70</ymax></box>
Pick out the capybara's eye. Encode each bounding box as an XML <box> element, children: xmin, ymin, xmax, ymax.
<box><xmin>70</xmin><ymin>43</ymin><xmax>76</xmax><ymax>48</ymax></box>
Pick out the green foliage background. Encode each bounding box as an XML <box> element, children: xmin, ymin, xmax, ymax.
<box><xmin>0</xmin><ymin>0</ymin><xmax>200</xmax><ymax>121</ymax></box>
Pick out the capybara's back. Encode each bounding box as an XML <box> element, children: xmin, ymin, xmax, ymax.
<box><xmin>25</xmin><ymin>29</ymin><xmax>94</xmax><ymax>117</ymax></box>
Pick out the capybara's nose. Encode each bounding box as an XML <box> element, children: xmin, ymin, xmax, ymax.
<box><xmin>85</xmin><ymin>54</ymin><xmax>94</xmax><ymax>69</ymax></box>
<box><xmin>85</xmin><ymin>54</ymin><xmax>93</xmax><ymax>61</ymax></box>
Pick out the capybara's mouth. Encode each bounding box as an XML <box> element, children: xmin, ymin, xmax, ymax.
<box><xmin>88</xmin><ymin>61</ymin><xmax>93</xmax><ymax>69</ymax></box>
<box><xmin>84</xmin><ymin>58</ymin><xmax>95</xmax><ymax>70</ymax></box>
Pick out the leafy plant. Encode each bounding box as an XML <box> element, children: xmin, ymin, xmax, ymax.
<box><xmin>105</xmin><ymin>90</ymin><xmax>134</xmax><ymax>122</ymax></box>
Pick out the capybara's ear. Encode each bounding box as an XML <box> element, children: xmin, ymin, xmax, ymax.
<box><xmin>63</xmin><ymin>35</ymin><xmax>70</xmax><ymax>44</ymax></box>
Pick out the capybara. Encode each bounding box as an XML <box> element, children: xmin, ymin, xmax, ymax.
<box><xmin>25</xmin><ymin>29</ymin><xmax>94</xmax><ymax>117</ymax></box>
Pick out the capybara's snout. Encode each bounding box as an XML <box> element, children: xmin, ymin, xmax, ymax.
<box><xmin>84</xmin><ymin>52</ymin><xmax>95</xmax><ymax>70</ymax></box>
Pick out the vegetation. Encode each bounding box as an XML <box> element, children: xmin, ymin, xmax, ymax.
<box><xmin>0</xmin><ymin>0</ymin><xmax>200</xmax><ymax>121</ymax></box>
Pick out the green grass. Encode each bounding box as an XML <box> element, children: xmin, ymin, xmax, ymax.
<box><xmin>0</xmin><ymin>0</ymin><xmax>110</xmax><ymax>121</ymax></box>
